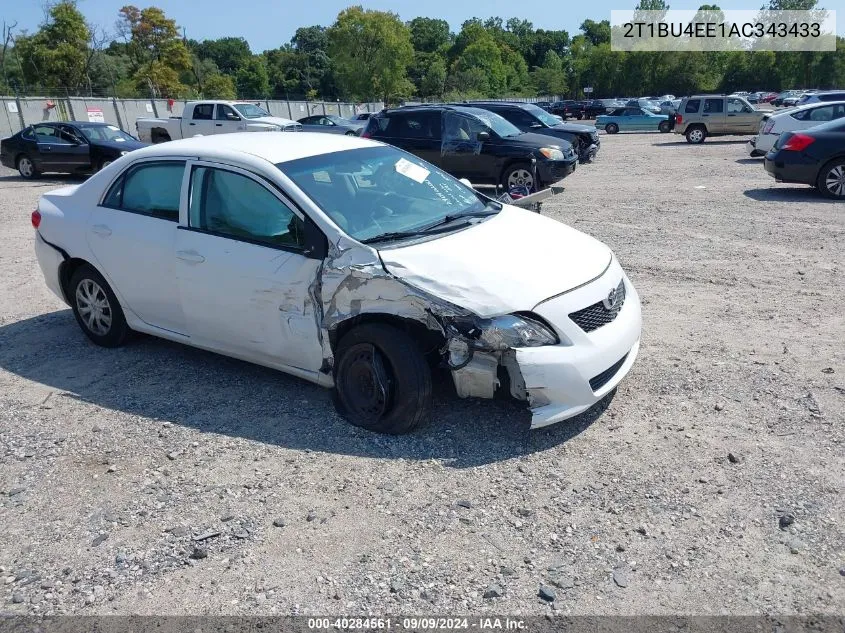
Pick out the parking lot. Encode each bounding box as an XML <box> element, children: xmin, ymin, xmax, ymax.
<box><xmin>0</xmin><ymin>132</ymin><xmax>842</xmax><ymax>615</ymax></box>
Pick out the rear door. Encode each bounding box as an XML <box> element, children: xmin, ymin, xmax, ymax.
<box><xmin>387</xmin><ymin>111</ymin><xmax>442</xmax><ymax>166</ymax></box>
<box><xmin>702</xmin><ymin>98</ymin><xmax>726</xmax><ymax>133</ymax></box>
<box><xmin>726</xmin><ymin>98</ymin><xmax>758</xmax><ymax>133</ymax></box>
<box><xmin>185</xmin><ymin>103</ymin><xmax>215</xmax><ymax>136</ymax></box>
<box><xmin>86</xmin><ymin>160</ymin><xmax>187</xmax><ymax>335</ymax></box>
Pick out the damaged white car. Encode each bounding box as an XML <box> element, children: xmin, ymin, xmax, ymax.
<box><xmin>32</xmin><ymin>133</ymin><xmax>641</xmax><ymax>433</ymax></box>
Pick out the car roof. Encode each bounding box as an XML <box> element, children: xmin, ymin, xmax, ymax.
<box><xmin>383</xmin><ymin>104</ymin><xmax>496</xmax><ymax>118</ymax></box>
<box><xmin>122</xmin><ymin>132</ymin><xmax>377</xmax><ymax>164</ymax></box>
<box><xmin>31</xmin><ymin>121</ymin><xmax>112</xmax><ymax>127</ymax></box>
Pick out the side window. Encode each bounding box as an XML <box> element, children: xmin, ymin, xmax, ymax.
<box><xmin>508</xmin><ymin>109</ymin><xmax>538</xmax><ymax>127</ymax></box>
<box><xmin>395</xmin><ymin>112</ymin><xmax>440</xmax><ymax>139</ymax></box>
<box><xmin>59</xmin><ymin>125</ymin><xmax>84</xmax><ymax>143</ymax></box>
<box><xmin>216</xmin><ymin>104</ymin><xmax>240</xmax><ymax>121</ymax></box>
<box><xmin>703</xmin><ymin>99</ymin><xmax>724</xmax><ymax>114</ymax></box>
<box><xmin>189</xmin><ymin>166</ymin><xmax>304</xmax><ymax>249</ymax></box>
<box><xmin>192</xmin><ymin>104</ymin><xmax>214</xmax><ymax>120</ymax></box>
<box><xmin>103</xmin><ymin>161</ymin><xmax>184</xmax><ymax>221</ymax></box>
<box><xmin>21</xmin><ymin>127</ymin><xmax>35</xmax><ymax>141</ymax></box>
<box><xmin>684</xmin><ymin>99</ymin><xmax>701</xmax><ymax>114</ymax></box>
<box><xmin>809</xmin><ymin>105</ymin><xmax>834</xmax><ymax>122</ymax></box>
<box><xmin>727</xmin><ymin>98</ymin><xmax>746</xmax><ymax>114</ymax></box>
<box><xmin>34</xmin><ymin>125</ymin><xmax>59</xmax><ymax>142</ymax></box>
<box><xmin>368</xmin><ymin>116</ymin><xmax>391</xmax><ymax>137</ymax></box>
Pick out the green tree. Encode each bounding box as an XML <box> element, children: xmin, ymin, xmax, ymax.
<box><xmin>236</xmin><ymin>56</ymin><xmax>269</xmax><ymax>97</ymax></box>
<box><xmin>580</xmin><ymin>20</ymin><xmax>611</xmax><ymax>46</ymax></box>
<box><xmin>531</xmin><ymin>50</ymin><xmax>568</xmax><ymax>95</ymax></box>
<box><xmin>327</xmin><ymin>6</ymin><xmax>414</xmax><ymax>102</ymax></box>
<box><xmin>419</xmin><ymin>55</ymin><xmax>447</xmax><ymax>97</ymax></box>
<box><xmin>190</xmin><ymin>37</ymin><xmax>251</xmax><ymax>75</ymax></box>
<box><xmin>408</xmin><ymin>17</ymin><xmax>451</xmax><ymax>53</ymax></box>
<box><xmin>203</xmin><ymin>72</ymin><xmax>237</xmax><ymax>98</ymax></box>
<box><xmin>118</xmin><ymin>5</ymin><xmax>190</xmax><ymax>96</ymax></box>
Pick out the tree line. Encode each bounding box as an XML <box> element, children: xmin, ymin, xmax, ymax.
<box><xmin>0</xmin><ymin>0</ymin><xmax>842</xmax><ymax>103</ymax></box>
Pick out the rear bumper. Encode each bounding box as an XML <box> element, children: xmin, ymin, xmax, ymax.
<box><xmin>35</xmin><ymin>232</ymin><xmax>68</xmax><ymax>304</ymax></box>
<box><xmin>0</xmin><ymin>150</ymin><xmax>15</xmax><ymax>170</ymax></box>
<box><xmin>763</xmin><ymin>154</ymin><xmax>817</xmax><ymax>186</ymax></box>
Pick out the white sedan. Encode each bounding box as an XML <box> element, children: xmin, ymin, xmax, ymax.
<box><xmin>32</xmin><ymin>133</ymin><xmax>641</xmax><ymax>433</ymax></box>
<box><xmin>748</xmin><ymin>101</ymin><xmax>845</xmax><ymax>156</ymax></box>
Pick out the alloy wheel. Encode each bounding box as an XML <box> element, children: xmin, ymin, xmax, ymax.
<box><xmin>507</xmin><ymin>169</ymin><xmax>534</xmax><ymax>190</ymax></box>
<box><xmin>75</xmin><ymin>279</ymin><xmax>112</xmax><ymax>336</ymax></box>
<box><xmin>18</xmin><ymin>157</ymin><xmax>33</xmax><ymax>178</ymax></box>
<box><xmin>824</xmin><ymin>164</ymin><xmax>845</xmax><ymax>197</ymax></box>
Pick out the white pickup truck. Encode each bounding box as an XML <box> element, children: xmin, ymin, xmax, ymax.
<box><xmin>136</xmin><ymin>101</ymin><xmax>301</xmax><ymax>143</ymax></box>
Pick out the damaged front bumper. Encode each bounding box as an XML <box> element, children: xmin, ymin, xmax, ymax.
<box><xmin>449</xmin><ymin>261</ymin><xmax>642</xmax><ymax>429</ymax></box>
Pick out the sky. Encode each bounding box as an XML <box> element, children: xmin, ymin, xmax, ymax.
<box><xmin>4</xmin><ymin>0</ymin><xmax>844</xmax><ymax>50</ymax></box>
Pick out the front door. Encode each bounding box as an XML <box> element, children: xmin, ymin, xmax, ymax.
<box><xmin>214</xmin><ymin>104</ymin><xmax>245</xmax><ymax>134</ymax></box>
<box><xmin>441</xmin><ymin>111</ymin><xmax>492</xmax><ymax>182</ymax></box>
<box><xmin>726</xmin><ymin>98</ymin><xmax>758</xmax><ymax>133</ymax></box>
<box><xmin>33</xmin><ymin>124</ymin><xmax>89</xmax><ymax>171</ymax></box>
<box><xmin>174</xmin><ymin>162</ymin><xmax>323</xmax><ymax>372</ymax></box>
<box><xmin>86</xmin><ymin>160</ymin><xmax>187</xmax><ymax>334</ymax></box>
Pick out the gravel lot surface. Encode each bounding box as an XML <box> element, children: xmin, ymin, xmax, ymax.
<box><xmin>0</xmin><ymin>132</ymin><xmax>843</xmax><ymax>616</ymax></box>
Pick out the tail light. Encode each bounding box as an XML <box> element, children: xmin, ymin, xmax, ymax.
<box><xmin>360</xmin><ymin>129</ymin><xmax>371</xmax><ymax>138</ymax></box>
<box><xmin>781</xmin><ymin>133</ymin><xmax>815</xmax><ymax>152</ymax></box>
<box><xmin>675</xmin><ymin>114</ymin><xmax>683</xmax><ymax>124</ymax></box>
<box><xmin>31</xmin><ymin>209</ymin><xmax>41</xmax><ymax>229</ymax></box>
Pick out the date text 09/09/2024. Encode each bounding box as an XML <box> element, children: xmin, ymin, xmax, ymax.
<box><xmin>307</xmin><ymin>617</ymin><xmax>527</xmax><ymax>630</ymax></box>
<box><xmin>622</xmin><ymin>21</ymin><xmax>822</xmax><ymax>39</ymax></box>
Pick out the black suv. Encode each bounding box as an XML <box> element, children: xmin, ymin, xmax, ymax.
<box><xmin>362</xmin><ymin>105</ymin><xmax>577</xmax><ymax>191</ymax></box>
<box><xmin>463</xmin><ymin>101</ymin><xmax>600</xmax><ymax>164</ymax></box>
<box><xmin>549</xmin><ymin>100</ymin><xmax>584</xmax><ymax>119</ymax></box>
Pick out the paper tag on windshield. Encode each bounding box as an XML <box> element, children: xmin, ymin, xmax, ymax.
<box><xmin>107</xmin><ymin>125</ymin><xmax>120</xmax><ymax>131</ymax></box>
<box><xmin>394</xmin><ymin>157</ymin><xmax>429</xmax><ymax>183</ymax></box>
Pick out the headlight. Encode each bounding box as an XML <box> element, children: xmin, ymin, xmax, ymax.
<box><xmin>119</xmin><ymin>151</ymin><xmax>128</xmax><ymax>156</ymax></box>
<box><xmin>458</xmin><ymin>314</ymin><xmax>558</xmax><ymax>349</ymax></box>
<box><xmin>539</xmin><ymin>147</ymin><xmax>564</xmax><ymax>160</ymax></box>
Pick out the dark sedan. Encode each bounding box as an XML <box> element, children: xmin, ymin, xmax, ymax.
<box><xmin>462</xmin><ymin>101</ymin><xmax>600</xmax><ymax>163</ymax></box>
<box><xmin>0</xmin><ymin>121</ymin><xmax>147</xmax><ymax>179</ymax></box>
<box><xmin>296</xmin><ymin>114</ymin><xmax>364</xmax><ymax>135</ymax></box>
<box><xmin>764</xmin><ymin>117</ymin><xmax>845</xmax><ymax>199</ymax></box>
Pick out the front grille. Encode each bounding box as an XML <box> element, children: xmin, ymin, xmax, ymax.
<box><xmin>569</xmin><ymin>280</ymin><xmax>626</xmax><ymax>333</ymax></box>
<box><xmin>589</xmin><ymin>353</ymin><xmax>628</xmax><ymax>392</ymax></box>
<box><xmin>284</xmin><ymin>124</ymin><xmax>303</xmax><ymax>132</ymax></box>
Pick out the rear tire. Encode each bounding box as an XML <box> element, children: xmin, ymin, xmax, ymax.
<box><xmin>658</xmin><ymin>120</ymin><xmax>671</xmax><ymax>133</ymax></box>
<box><xmin>69</xmin><ymin>265</ymin><xmax>130</xmax><ymax>348</ymax></box>
<box><xmin>99</xmin><ymin>159</ymin><xmax>113</xmax><ymax>172</ymax></box>
<box><xmin>605</xmin><ymin>123</ymin><xmax>619</xmax><ymax>134</ymax></box>
<box><xmin>17</xmin><ymin>155</ymin><xmax>38</xmax><ymax>179</ymax></box>
<box><xmin>333</xmin><ymin>323</ymin><xmax>432</xmax><ymax>434</ymax></box>
<box><xmin>816</xmin><ymin>158</ymin><xmax>845</xmax><ymax>199</ymax></box>
<box><xmin>685</xmin><ymin>125</ymin><xmax>706</xmax><ymax>144</ymax></box>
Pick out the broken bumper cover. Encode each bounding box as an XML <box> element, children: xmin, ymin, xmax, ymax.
<box><xmin>518</xmin><ymin>265</ymin><xmax>642</xmax><ymax>429</ymax></box>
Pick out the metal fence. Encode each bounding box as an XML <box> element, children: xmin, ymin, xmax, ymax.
<box><xmin>0</xmin><ymin>95</ymin><xmax>385</xmax><ymax>139</ymax></box>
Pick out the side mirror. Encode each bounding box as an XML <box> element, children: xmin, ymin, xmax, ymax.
<box><xmin>477</xmin><ymin>131</ymin><xmax>491</xmax><ymax>142</ymax></box>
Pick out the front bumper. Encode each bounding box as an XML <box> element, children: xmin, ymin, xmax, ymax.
<box><xmin>537</xmin><ymin>157</ymin><xmax>577</xmax><ymax>184</ymax></box>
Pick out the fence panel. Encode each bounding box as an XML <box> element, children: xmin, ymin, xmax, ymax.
<box><xmin>0</xmin><ymin>98</ymin><xmax>21</xmax><ymax>137</ymax></box>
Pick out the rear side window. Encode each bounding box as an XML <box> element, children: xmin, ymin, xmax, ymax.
<box><xmin>684</xmin><ymin>99</ymin><xmax>701</xmax><ymax>113</ymax></box>
<box><xmin>103</xmin><ymin>161</ymin><xmax>184</xmax><ymax>221</ymax></box>
<box><xmin>391</xmin><ymin>112</ymin><xmax>441</xmax><ymax>140</ymax></box>
<box><xmin>703</xmin><ymin>99</ymin><xmax>724</xmax><ymax>113</ymax></box>
<box><xmin>820</xmin><ymin>93</ymin><xmax>845</xmax><ymax>102</ymax></box>
<box><xmin>188</xmin><ymin>166</ymin><xmax>304</xmax><ymax>249</ymax></box>
<box><xmin>365</xmin><ymin>116</ymin><xmax>391</xmax><ymax>137</ymax></box>
<box><xmin>504</xmin><ymin>108</ymin><xmax>538</xmax><ymax>127</ymax></box>
<box><xmin>192</xmin><ymin>104</ymin><xmax>214</xmax><ymax>120</ymax></box>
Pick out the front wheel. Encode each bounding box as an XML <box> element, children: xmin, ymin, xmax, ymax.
<box><xmin>816</xmin><ymin>158</ymin><xmax>845</xmax><ymax>199</ymax></box>
<box><xmin>345</xmin><ymin>130</ymin><xmax>359</xmax><ymax>136</ymax></box>
<box><xmin>333</xmin><ymin>323</ymin><xmax>432</xmax><ymax>434</ymax></box>
<box><xmin>69</xmin><ymin>265</ymin><xmax>130</xmax><ymax>347</ymax></box>
<box><xmin>605</xmin><ymin>123</ymin><xmax>619</xmax><ymax>134</ymax></box>
<box><xmin>17</xmin><ymin>155</ymin><xmax>38</xmax><ymax>179</ymax></box>
<box><xmin>501</xmin><ymin>161</ymin><xmax>536</xmax><ymax>192</ymax></box>
<box><xmin>658</xmin><ymin>120</ymin><xmax>671</xmax><ymax>133</ymax></box>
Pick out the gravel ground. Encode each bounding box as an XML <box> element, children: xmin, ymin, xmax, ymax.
<box><xmin>0</xmin><ymin>132</ymin><xmax>843</xmax><ymax>616</ymax></box>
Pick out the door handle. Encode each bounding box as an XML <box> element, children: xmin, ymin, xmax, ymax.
<box><xmin>215</xmin><ymin>123</ymin><xmax>222</xmax><ymax>126</ymax></box>
<box><xmin>91</xmin><ymin>224</ymin><xmax>112</xmax><ymax>237</ymax></box>
<box><xmin>189</xmin><ymin>122</ymin><xmax>196</xmax><ymax>126</ymax></box>
<box><xmin>176</xmin><ymin>250</ymin><xmax>205</xmax><ymax>264</ymax></box>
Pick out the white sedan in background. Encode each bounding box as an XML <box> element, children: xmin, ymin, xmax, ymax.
<box><xmin>32</xmin><ymin>133</ymin><xmax>641</xmax><ymax>433</ymax></box>
<box><xmin>748</xmin><ymin>101</ymin><xmax>845</xmax><ymax>156</ymax></box>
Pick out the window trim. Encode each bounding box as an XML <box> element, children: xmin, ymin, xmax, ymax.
<box><xmin>182</xmin><ymin>160</ymin><xmax>308</xmax><ymax>254</ymax></box>
<box><xmin>98</xmin><ymin>159</ymin><xmax>187</xmax><ymax>222</ymax></box>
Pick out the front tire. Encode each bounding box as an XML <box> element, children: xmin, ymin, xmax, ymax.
<box><xmin>501</xmin><ymin>161</ymin><xmax>536</xmax><ymax>192</ymax></box>
<box><xmin>17</xmin><ymin>155</ymin><xmax>38</xmax><ymax>179</ymax></box>
<box><xmin>333</xmin><ymin>323</ymin><xmax>432</xmax><ymax>434</ymax></box>
<box><xmin>685</xmin><ymin>125</ymin><xmax>706</xmax><ymax>144</ymax></box>
<box><xmin>816</xmin><ymin>158</ymin><xmax>845</xmax><ymax>199</ymax></box>
<box><xmin>69</xmin><ymin>265</ymin><xmax>129</xmax><ymax>347</ymax></box>
<box><xmin>605</xmin><ymin>123</ymin><xmax>619</xmax><ymax>134</ymax></box>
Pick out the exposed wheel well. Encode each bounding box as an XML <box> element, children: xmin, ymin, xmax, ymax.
<box><xmin>58</xmin><ymin>257</ymin><xmax>94</xmax><ymax>303</ymax></box>
<box><xmin>151</xmin><ymin>128</ymin><xmax>171</xmax><ymax>143</ymax></box>
<box><xmin>329</xmin><ymin>313</ymin><xmax>446</xmax><ymax>361</ymax></box>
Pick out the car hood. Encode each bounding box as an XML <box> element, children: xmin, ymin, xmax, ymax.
<box><xmin>249</xmin><ymin>115</ymin><xmax>298</xmax><ymax>127</ymax></box>
<box><xmin>506</xmin><ymin>131</ymin><xmax>574</xmax><ymax>149</ymax></box>
<box><xmin>94</xmin><ymin>139</ymin><xmax>147</xmax><ymax>152</ymax></box>
<box><xmin>550</xmin><ymin>122</ymin><xmax>595</xmax><ymax>134</ymax></box>
<box><xmin>378</xmin><ymin>206</ymin><xmax>612</xmax><ymax>317</ymax></box>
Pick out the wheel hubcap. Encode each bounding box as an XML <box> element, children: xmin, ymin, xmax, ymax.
<box><xmin>76</xmin><ymin>279</ymin><xmax>112</xmax><ymax>335</ymax></box>
<box><xmin>690</xmin><ymin>130</ymin><xmax>703</xmax><ymax>142</ymax></box>
<box><xmin>507</xmin><ymin>169</ymin><xmax>534</xmax><ymax>190</ymax></box>
<box><xmin>342</xmin><ymin>345</ymin><xmax>390</xmax><ymax>419</ymax></box>
<box><xmin>19</xmin><ymin>158</ymin><xmax>32</xmax><ymax>176</ymax></box>
<box><xmin>825</xmin><ymin>165</ymin><xmax>845</xmax><ymax>197</ymax></box>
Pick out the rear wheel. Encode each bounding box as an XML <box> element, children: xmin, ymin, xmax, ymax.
<box><xmin>345</xmin><ymin>130</ymin><xmax>358</xmax><ymax>136</ymax></box>
<box><xmin>605</xmin><ymin>123</ymin><xmax>619</xmax><ymax>134</ymax></box>
<box><xmin>17</xmin><ymin>155</ymin><xmax>37</xmax><ymax>179</ymax></box>
<box><xmin>99</xmin><ymin>159</ymin><xmax>113</xmax><ymax>171</ymax></box>
<box><xmin>333</xmin><ymin>323</ymin><xmax>432</xmax><ymax>434</ymax></box>
<box><xmin>69</xmin><ymin>265</ymin><xmax>130</xmax><ymax>347</ymax></box>
<box><xmin>816</xmin><ymin>158</ymin><xmax>845</xmax><ymax>199</ymax></box>
<box><xmin>685</xmin><ymin>125</ymin><xmax>706</xmax><ymax>144</ymax></box>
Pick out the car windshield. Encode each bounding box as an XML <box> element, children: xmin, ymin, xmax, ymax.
<box><xmin>327</xmin><ymin>116</ymin><xmax>349</xmax><ymax>124</ymax></box>
<box><xmin>77</xmin><ymin>125</ymin><xmax>136</xmax><ymax>143</ymax></box>
<box><xmin>522</xmin><ymin>104</ymin><xmax>560</xmax><ymax>127</ymax></box>
<box><xmin>468</xmin><ymin>109</ymin><xmax>521</xmax><ymax>138</ymax></box>
<box><xmin>233</xmin><ymin>103</ymin><xmax>270</xmax><ymax>119</ymax></box>
<box><xmin>280</xmin><ymin>145</ymin><xmax>493</xmax><ymax>243</ymax></box>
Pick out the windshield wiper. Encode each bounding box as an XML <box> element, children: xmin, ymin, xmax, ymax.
<box><xmin>361</xmin><ymin>208</ymin><xmax>499</xmax><ymax>245</ymax></box>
